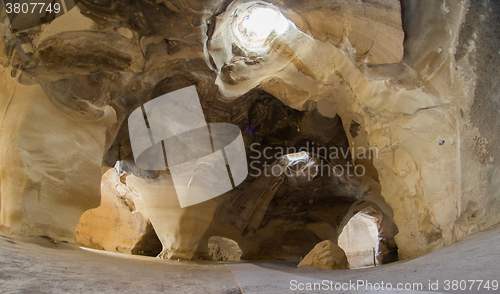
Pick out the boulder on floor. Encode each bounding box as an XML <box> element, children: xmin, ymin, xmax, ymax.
<box><xmin>208</xmin><ymin>236</ymin><xmax>242</xmax><ymax>261</ymax></box>
<box><xmin>298</xmin><ymin>240</ymin><xmax>349</xmax><ymax>270</ymax></box>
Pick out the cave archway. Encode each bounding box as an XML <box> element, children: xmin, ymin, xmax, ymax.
<box><xmin>338</xmin><ymin>212</ymin><xmax>379</xmax><ymax>268</ymax></box>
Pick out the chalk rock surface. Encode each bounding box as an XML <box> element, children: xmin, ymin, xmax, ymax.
<box><xmin>298</xmin><ymin>240</ymin><xmax>349</xmax><ymax>270</ymax></box>
<box><xmin>76</xmin><ymin>169</ymin><xmax>161</xmax><ymax>256</ymax></box>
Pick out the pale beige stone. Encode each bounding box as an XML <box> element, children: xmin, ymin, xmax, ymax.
<box><xmin>126</xmin><ymin>173</ymin><xmax>219</xmax><ymax>260</ymax></box>
<box><xmin>37</xmin><ymin>6</ymin><xmax>97</xmax><ymax>45</ymax></box>
<box><xmin>76</xmin><ymin>169</ymin><xmax>161</xmax><ymax>255</ymax></box>
<box><xmin>298</xmin><ymin>240</ymin><xmax>349</xmax><ymax>270</ymax></box>
<box><xmin>0</xmin><ymin>67</ymin><xmax>116</xmax><ymax>242</ymax></box>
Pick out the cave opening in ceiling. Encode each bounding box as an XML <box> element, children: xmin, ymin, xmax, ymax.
<box><xmin>233</xmin><ymin>3</ymin><xmax>290</xmax><ymax>49</ymax></box>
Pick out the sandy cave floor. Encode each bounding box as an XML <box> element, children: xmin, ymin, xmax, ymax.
<box><xmin>1</xmin><ymin>227</ymin><xmax>500</xmax><ymax>294</ymax></box>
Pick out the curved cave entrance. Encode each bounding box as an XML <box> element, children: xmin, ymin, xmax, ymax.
<box><xmin>338</xmin><ymin>212</ymin><xmax>379</xmax><ymax>268</ymax></box>
<box><xmin>90</xmin><ymin>81</ymin><xmax>401</xmax><ymax>265</ymax></box>
<box><xmin>208</xmin><ymin>236</ymin><xmax>242</xmax><ymax>262</ymax></box>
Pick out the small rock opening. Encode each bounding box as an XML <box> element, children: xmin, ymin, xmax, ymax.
<box><xmin>233</xmin><ymin>2</ymin><xmax>289</xmax><ymax>49</ymax></box>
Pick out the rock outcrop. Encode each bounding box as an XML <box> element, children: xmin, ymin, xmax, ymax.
<box><xmin>208</xmin><ymin>236</ymin><xmax>242</xmax><ymax>261</ymax></box>
<box><xmin>298</xmin><ymin>240</ymin><xmax>349</xmax><ymax>270</ymax></box>
<box><xmin>76</xmin><ymin>169</ymin><xmax>162</xmax><ymax>256</ymax></box>
<box><xmin>126</xmin><ymin>173</ymin><xmax>219</xmax><ymax>260</ymax></box>
<box><xmin>0</xmin><ymin>68</ymin><xmax>116</xmax><ymax>242</ymax></box>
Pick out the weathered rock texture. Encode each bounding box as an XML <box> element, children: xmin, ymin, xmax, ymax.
<box><xmin>0</xmin><ymin>68</ymin><xmax>116</xmax><ymax>242</ymax></box>
<box><xmin>208</xmin><ymin>236</ymin><xmax>242</xmax><ymax>261</ymax></box>
<box><xmin>126</xmin><ymin>173</ymin><xmax>219</xmax><ymax>260</ymax></box>
<box><xmin>76</xmin><ymin>169</ymin><xmax>162</xmax><ymax>256</ymax></box>
<box><xmin>298</xmin><ymin>240</ymin><xmax>349</xmax><ymax>270</ymax></box>
<box><xmin>0</xmin><ymin>0</ymin><xmax>498</xmax><ymax>264</ymax></box>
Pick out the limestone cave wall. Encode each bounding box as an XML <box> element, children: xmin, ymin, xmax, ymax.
<box><xmin>0</xmin><ymin>0</ymin><xmax>498</xmax><ymax>263</ymax></box>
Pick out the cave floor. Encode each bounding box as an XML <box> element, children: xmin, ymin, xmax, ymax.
<box><xmin>1</xmin><ymin>227</ymin><xmax>499</xmax><ymax>294</ymax></box>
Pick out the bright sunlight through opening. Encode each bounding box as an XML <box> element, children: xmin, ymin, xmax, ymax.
<box><xmin>234</xmin><ymin>5</ymin><xmax>289</xmax><ymax>48</ymax></box>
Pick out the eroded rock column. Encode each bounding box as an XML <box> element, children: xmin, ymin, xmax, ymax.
<box><xmin>76</xmin><ymin>169</ymin><xmax>162</xmax><ymax>255</ymax></box>
<box><xmin>127</xmin><ymin>173</ymin><xmax>218</xmax><ymax>260</ymax></box>
<box><xmin>0</xmin><ymin>68</ymin><xmax>116</xmax><ymax>242</ymax></box>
